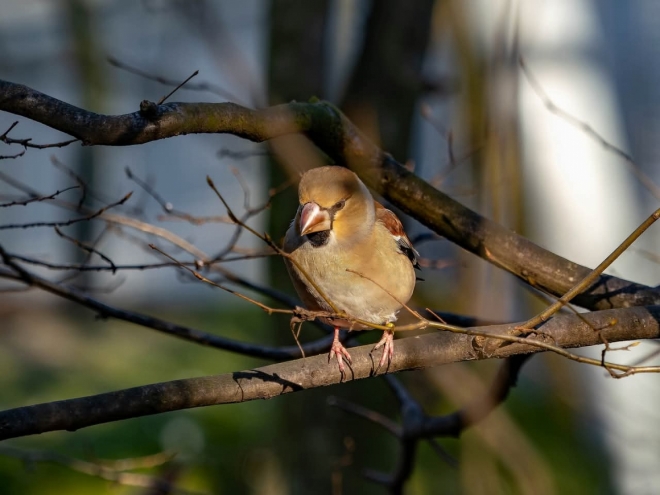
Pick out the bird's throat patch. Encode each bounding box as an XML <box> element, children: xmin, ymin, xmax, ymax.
<box><xmin>306</xmin><ymin>230</ymin><xmax>331</xmax><ymax>247</ymax></box>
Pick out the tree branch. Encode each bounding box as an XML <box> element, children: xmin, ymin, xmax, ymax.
<box><xmin>2</xmin><ymin>78</ymin><xmax>657</xmax><ymax>311</ymax></box>
<box><xmin>1</xmin><ymin>305</ymin><xmax>659</xmax><ymax>441</ymax></box>
<box><xmin>0</xmin><ymin>79</ymin><xmax>303</xmax><ymax>145</ymax></box>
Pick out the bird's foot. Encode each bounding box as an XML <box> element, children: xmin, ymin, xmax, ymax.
<box><xmin>329</xmin><ymin>329</ymin><xmax>352</xmax><ymax>373</ymax></box>
<box><xmin>372</xmin><ymin>328</ymin><xmax>394</xmax><ymax>370</ymax></box>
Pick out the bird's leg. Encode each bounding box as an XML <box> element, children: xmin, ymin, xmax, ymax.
<box><xmin>372</xmin><ymin>325</ymin><xmax>395</xmax><ymax>370</ymax></box>
<box><xmin>329</xmin><ymin>326</ymin><xmax>352</xmax><ymax>373</ymax></box>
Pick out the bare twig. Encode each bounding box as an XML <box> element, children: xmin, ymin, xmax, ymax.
<box><xmin>520</xmin><ymin>207</ymin><xmax>660</xmax><ymax>330</ymax></box>
<box><xmin>346</xmin><ymin>268</ymin><xmax>423</xmax><ymax>320</ymax></box>
<box><xmin>0</xmin><ymin>148</ymin><xmax>25</xmax><ymax>160</ymax></box>
<box><xmin>149</xmin><ymin>244</ymin><xmax>291</xmax><ymax>316</ymax></box>
<box><xmin>206</xmin><ymin>175</ymin><xmax>340</xmax><ymax>313</ymax></box>
<box><xmin>53</xmin><ymin>226</ymin><xmax>117</xmax><ymax>273</ymax></box>
<box><xmin>0</xmin><ymin>186</ymin><xmax>78</xmax><ymax>208</ymax></box>
<box><xmin>107</xmin><ymin>56</ymin><xmax>241</xmax><ymax>103</ymax></box>
<box><xmin>0</xmin><ymin>255</ymin><xmax>336</xmax><ymax>361</ymax></box>
<box><xmin>0</xmin><ymin>121</ymin><xmax>78</xmax><ymax>154</ymax></box>
<box><xmin>0</xmin><ymin>253</ymin><xmax>272</xmax><ymax>273</ymax></box>
<box><xmin>0</xmin><ymin>169</ymin><xmax>306</xmax><ymax>321</ymax></box>
<box><xmin>0</xmin><ymin>192</ymin><xmax>133</xmax><ymax>230</ymax></box>
<box><xmin>157</xmin><ymin>70</ymin><xmax>199</xmax><ymax>105</ymax></box>
<box><xmin>56</xmin><ymin>226</ymin><xmax>114</xmax><ymax>284</ymax></box>
<box><xmin>125</xmin><ymin>166</ymin><xmax>231</xmax><ymax>225</ymax></box>
<box><xmin>422</xmin><ymin>309</ymin><xmax>660</xmax><ymax>377</ymax></box>
<box><xmin>0</xmin><ymin>121</ymin><xmax>19</xmax><ymax>138</ymax></box>
<box><xmin>51</xmin><ymin>155</ymin><xmax>94</xmax><ymax>208</ymax></box>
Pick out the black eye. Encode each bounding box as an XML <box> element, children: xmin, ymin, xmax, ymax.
<box><xmin>333</xmin><ymin>199</ymin><xmax>346</xmax><ymax>211</ymax></box>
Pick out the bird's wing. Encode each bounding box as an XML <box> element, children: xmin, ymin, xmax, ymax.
<box><xmin>374</xmin><ymin>201</ymin><xmax>420</xmax><ymax>270</ymax></box>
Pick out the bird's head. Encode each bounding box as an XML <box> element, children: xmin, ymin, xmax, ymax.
<box><xmin>296</xmin><ymin>166</ymin><xmax>374</xmax><ymax>242</ymax></box>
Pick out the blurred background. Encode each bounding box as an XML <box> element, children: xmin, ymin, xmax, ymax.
<box><xmin>1</xmin><ymin>0</ymin><xmax>659</xmax><ymax>493</ymax></box>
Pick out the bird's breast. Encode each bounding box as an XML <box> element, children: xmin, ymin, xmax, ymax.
<box><xmin>284</xmin><ymin>233</ymin><xmax>416</xmax><ymax>327</ymax></box>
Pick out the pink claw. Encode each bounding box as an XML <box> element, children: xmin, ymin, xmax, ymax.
<box><xmin>329</xmin><ymin>327</ymin><xmax>352</xmax><ymax>373</ymax></box>
<box><xmin>372</xmin><ymin>329</ymin><xmax>394</xmax><ymax>370</ymax></box>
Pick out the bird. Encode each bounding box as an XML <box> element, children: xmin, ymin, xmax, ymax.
<box><xmin>283</xmin><ymin>166</ymin><xmax>419</xmax><ymax>373</ymax></box>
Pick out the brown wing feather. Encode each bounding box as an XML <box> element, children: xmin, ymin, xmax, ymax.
<box><xmin>374</xmin><ymin>201</ymin><xmax>420</xmax><ymax>269</ymax></box>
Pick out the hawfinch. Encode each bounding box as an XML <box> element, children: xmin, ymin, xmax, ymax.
<box><xmin>283</xmin><ymin>166</ymin><xmax>418</xmax><ymax>372</ymax></box>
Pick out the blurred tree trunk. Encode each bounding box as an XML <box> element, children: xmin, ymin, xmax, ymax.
<box><xmin>340</xmin><ymin>0</ymin><xmax>435</xmax><ymax>162</ymax></box>
<box><xmin>267</xmin><ymin>2</ymin><xmax>435</xmax><ymax>491</ymax></box>
<box><xmin>267</xmin><ymin>0</ymin><xmax>329</xmax><ymax>291</ymax></box>
<box><xmin>447</xmin><ymin>2</ymin><xmax>524</xmax><ymax>321</ymax></box>
<box><xmin>66</xmin><ymin>0</ymin><xmax>104</xmax><ymax>281</ymax></box>
<box><xmin>267</xmin><ymin>2</ymin><xmax>330</xmax><ymax>493</ymax></box>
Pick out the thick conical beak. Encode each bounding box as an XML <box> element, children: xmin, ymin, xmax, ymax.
<box><xmin>299</xmin><ymin>202</ymin><xmax>331</xmax><ymax>236</ymax></box>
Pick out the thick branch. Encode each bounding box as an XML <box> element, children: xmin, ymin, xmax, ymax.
<box><xmin>0</xmin><ymin>80</ymin><xmax>305</xmax><ymax>145</ymax></box>
<box><xmin>2</xmin><ymin>305</ymin><xmax>659</xmax><ymax>441</ymax></box>
<box><xmin>1</xmin><ymin>79</ymin><xmax>657</xmax><ymax>310</ymax></box>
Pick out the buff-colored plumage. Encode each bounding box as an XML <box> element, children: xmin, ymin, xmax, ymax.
<box><xmin>283</xmin><ymin>166</ymin><xmax>418</xmax><ymax>372</ymax></box>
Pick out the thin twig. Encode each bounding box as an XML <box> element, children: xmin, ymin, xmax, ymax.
<box><xmin>53</xmin><ymin>226</ymin><xmax>117</xmax><ymax>273</ymax></box>
<box><xmin>0</xmin><ymin>186</ymin><xmax>78</xmax><ymax>208</ymax></box>
<box><xmin>0</xmin><ymin>149</ymin><xmax>25</xmax><ymax>160</ymax></box>
<box><xmin>520</xmin><ymin>207</ymin><xmax>660</xmax><ymax>330</ymax></box>
<box><xmin>0</xmin><ymin>253</ymin><xmax>273</xmax><ymax>273</ymax></box>
<box><xmin>346</xmin><ymin>268</ymin><xmax>422</xmax><ymax>320</ymax></box>
<box><xmin>422</xmin><ymin>309</ymin><xmax>660</xmax><ymax>377</ymax></box>
<box><xmin>125</xmin><ymin>166</ymin><xmax>231</xmax><ymax>225</ymax></box>
<box><xmin>0</xmin><ymin>253</ymin><xmax>335</xmax><ymax>361</ymax></box>
<box><xmin>157</xmin><ymin>70</ymin><xmax>199</xmax><ymax>105</ymax></box>
<box><xmin>206</xmin><ymin>175</ymin><xmax>340</xmax><ymax>313</ymax></box>
<box><xmin>0</xmin><ymin>121</ymin><xmax>78</xmax><ymax>151</ymax></box>
<box><xmin>107</xmin><ymin>56</ymin><xmax>241</xmax><ymax>102</ymax></box>
<box><xmin>0</xmin><ymin>192</ymin><xmax>133</xmax><ymax>230</ymax></box>
<box><xmin>149</xmin><ymin>244</ymin><xmax>292</xmax><ymax>316</ymax></box>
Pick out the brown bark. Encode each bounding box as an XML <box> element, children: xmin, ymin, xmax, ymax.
<box><xmin>1</xmin><ymin>304</ymin><xmax>658</xmax><ymax>441</ymax></box>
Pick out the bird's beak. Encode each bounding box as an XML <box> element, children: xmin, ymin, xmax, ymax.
<box><xmin>300</xmin><ymin>202</ymin><xmax>331</xmax><ymax>236</ymax></box>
